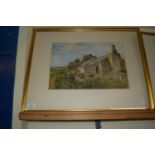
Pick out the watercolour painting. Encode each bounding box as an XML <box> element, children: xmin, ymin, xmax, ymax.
<box><xmin>49</xmin><ymin>43</ymin><xmax>129</xmax><ymax>89</ymax></box>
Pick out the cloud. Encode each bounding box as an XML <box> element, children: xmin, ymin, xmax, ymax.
<box><xmin>51</xmin><ymin>42</ymin><xmax>124</xmax><ymax>67</ymax></box>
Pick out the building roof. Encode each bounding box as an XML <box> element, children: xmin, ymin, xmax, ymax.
<box><xmin>86</xmin><ymin>53</ymin><xmax>112</xmax><ymax>67</ymax></box>
<box><xmin>78</xmin><ymin>57</ymin><xmax>96</xmax><ymax>68</ymax></box>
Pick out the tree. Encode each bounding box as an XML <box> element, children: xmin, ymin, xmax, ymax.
<box><xmin>68</xmin><ymin>58</ymin><xmax>81</xmax><ymax>70</ymax></box>
<box><xmin>82</xmin><ymin>54</ymin><xmax>96</xmax><ymax>62</ymax></box>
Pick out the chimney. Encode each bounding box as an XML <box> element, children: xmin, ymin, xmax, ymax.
<box><xmin>112</xmin><ymin>44</ymin><xmax>117</xmax><ymax>54</ymax></box>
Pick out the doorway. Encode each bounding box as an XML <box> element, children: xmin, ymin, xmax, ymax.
<box><xmin>0</xmin><ymin>27</ymin><xmax>19</xmax><ymax>129</ymax></box>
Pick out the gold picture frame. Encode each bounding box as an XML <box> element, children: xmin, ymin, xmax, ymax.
<box><xmin>19</xmin><ymin>27</ymin><xmax>155</xmax><ymax>121</ymax></box>
<box><xmin>141</xmin><ymin>31</ymin><xmax>155</xmax><ymax>102</ymax></box>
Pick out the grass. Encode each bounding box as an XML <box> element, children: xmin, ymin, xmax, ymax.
<box><xmin>49</xmin><ymin>68</ymin><xmax>129</xmax><ymax>89</ymax></box>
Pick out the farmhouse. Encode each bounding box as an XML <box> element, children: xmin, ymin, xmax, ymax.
<box><xmin>77</xmin><ymin>45</ymin><xmax>128</xmax><ymax>81</ymax></box>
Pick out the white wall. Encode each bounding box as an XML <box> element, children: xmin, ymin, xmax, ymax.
<box><xmin>12</xmin><ymin>27</ymin><xmax>155</xmax><ymax>129</ymax></box>
<box><xmin>12</xmin><ymin>27</ymin><xmax>32</xmax><ymax>129</ymax></box>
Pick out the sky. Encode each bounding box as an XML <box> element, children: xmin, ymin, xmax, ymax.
<box><xmin>51</xmin><ymin>42</ymin><xmax>124</xmax><ymax>68</ymax></box>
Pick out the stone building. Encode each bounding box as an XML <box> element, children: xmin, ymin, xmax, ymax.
<box><xmin>77</xmin><ymin>45</ymin><xmax>128</xmax><ymax>81</ymax></box>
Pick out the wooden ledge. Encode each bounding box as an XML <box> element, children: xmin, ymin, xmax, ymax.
<box><xmin>19</xmin><ymin>109</ymin><xmax>155</xmax><ymax>121</ymax></box>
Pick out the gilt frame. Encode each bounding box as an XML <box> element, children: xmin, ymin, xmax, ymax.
<box><xmin>19</xmin><ymin>27</ymin><xmax>155</xmax><ymax>121</ymax></box>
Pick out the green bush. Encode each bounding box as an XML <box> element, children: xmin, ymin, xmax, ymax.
<box><xmin>50</xmin><ymin>68</ymin><xmax>128</xmax><ymax>89</ymax></box>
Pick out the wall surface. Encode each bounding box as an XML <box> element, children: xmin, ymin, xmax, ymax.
<box><xmin>12</xmin><ymin>27</ymin><xmax>32</xmax><ymax>129</ymax></box>
<box><xmin>0</xmin><ymin>27</ymin><xmax>19</xmax><ymax>129</ymax></box>
<box><xmin>12</xmin><ymin>27</ymin><xmax>155</xmax><ymax>129</ymax></box>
